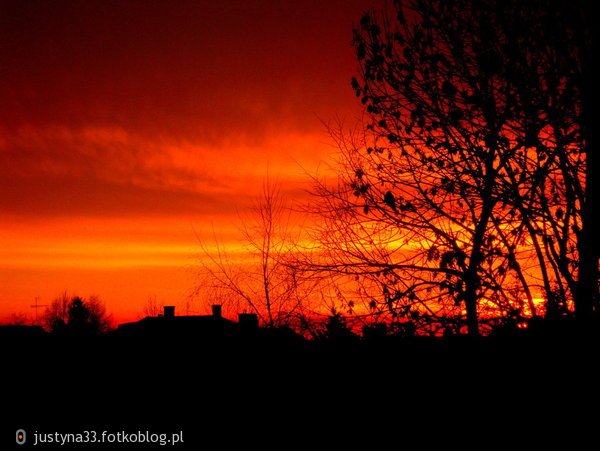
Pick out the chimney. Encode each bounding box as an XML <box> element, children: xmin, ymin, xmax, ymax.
<box><xmin>163</xmin><ymin>306</ymin><xmax>175</xmax><ymax>318</ymax></box>
<box><xmin>211</xmin><ymin>304</ymin><xmax>222</xmax><ymax>318</ymax></box>
<box><xmin>238</xmin><ymin>313</ymin><xmax>259</xmax><ymax>330</ymax></box>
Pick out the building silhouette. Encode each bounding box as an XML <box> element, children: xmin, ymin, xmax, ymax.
<box><xmin>115</xmin><ymin>305</ymin><xmax>261</xmax><ymax>339</ymax></box>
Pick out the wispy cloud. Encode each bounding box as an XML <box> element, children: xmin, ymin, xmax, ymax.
<box><xmin>0</xmin><ymin>124</ymin><xmax>329</xmax><ymax>219</ymax></box>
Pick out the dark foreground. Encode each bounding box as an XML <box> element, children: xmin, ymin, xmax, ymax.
<box><xmin>3</xmin><ymin>330</ymin><xmax>599</xmax><ymax>449</ymax></box>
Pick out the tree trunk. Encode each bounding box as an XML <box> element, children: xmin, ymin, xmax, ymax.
<box><xmin>463</xmin><ymin>280</ymin><xmax>479</xmax><ymax>336</ymax></box>
<box><xmin>463</xmin><ymin>192</ymin><xmax>495</xmax><ymax>336</ymax></box>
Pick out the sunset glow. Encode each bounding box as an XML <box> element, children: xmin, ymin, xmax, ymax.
<box><xmin>0</xmin><ymin>0</ymin><xmax>374</xmax><ymax>322</ymax></box>
<box><xmin>2</xmin><ymin>2</ymin><xmax>596</xmax><ymax>447</ymax></box>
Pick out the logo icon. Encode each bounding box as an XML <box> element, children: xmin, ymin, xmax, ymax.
<box><xmin>16</xmin><ymin>429</ymin><xmax>26</xmax><ymax>445</ymax></box>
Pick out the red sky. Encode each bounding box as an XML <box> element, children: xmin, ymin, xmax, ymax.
<box><xmin>0</xmin><ymin>0</ymin><xmax>375</xmax><ymax>322</ymax></box>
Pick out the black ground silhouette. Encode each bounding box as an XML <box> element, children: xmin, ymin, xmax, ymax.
<box><xmin>3</xmin><ymin>318</ymin><xmax>598</xmax><ymax>449</ymax></box>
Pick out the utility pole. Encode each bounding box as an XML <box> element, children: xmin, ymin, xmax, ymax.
<box><xmin>30</xmin><ymin>297</ymin><xmax>48</xmax><ymax>325</ymax></box>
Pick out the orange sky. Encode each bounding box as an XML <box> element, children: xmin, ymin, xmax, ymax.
<box><xmin>0</xmin><ymin>0</ymin><xmax>376</xmax><ymax>323</ymax></box>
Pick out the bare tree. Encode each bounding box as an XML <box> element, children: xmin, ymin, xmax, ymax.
<box><xmin>141</xmin><ymin>296</ymin><xmax>164</xmax><ymax>318</ymax></box>
<box><xmin>4</xmin><ymin>312</ymin><xmax>29</xmax><ymax>326</ymax></box>
<box><xmin>44</xmin><ymin>292</ymin><xmax>70</xmax><ymax>332</ymax></box>
<box><xmin>196</xmin><ymin>179</ymin><xmax>316</xmax><ymax>328</ymax></box>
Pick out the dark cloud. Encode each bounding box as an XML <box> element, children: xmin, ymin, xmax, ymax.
<box><xmin>0</xmin><ymin>125</ymin><xmax>233</xmax><ymax>218</ymax></box>
<box><xmin>1</xmin><ymin>0</ymin><xmax>371</xmax><ymax>140</ymax></box>
<box><xmin>1</xmin><ymin>172</ymin><xmax>226</xmax><ymax>218</ymax></box>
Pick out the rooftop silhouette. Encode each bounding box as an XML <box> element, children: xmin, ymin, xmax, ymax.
<box><xmin>114</xmin><ymin>305</ymin><xmax>302</xmax><ymax>344</ymax></box>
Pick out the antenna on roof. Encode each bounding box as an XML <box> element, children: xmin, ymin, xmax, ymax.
<box><xmin>30</xmin><ymin>297</ymin><xmax>48</xmax><ymax>325</ymax></box>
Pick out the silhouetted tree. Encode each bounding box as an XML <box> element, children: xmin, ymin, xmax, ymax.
<box><xmin>4</xmin><ymin>312</ymin><xmax>29</xmax><ymax>326</ymax></box>
<box><xmin>311</xmin><ymin>0</ymin><xmax>595</xmax><ymax>335</ymax></box>
<box><xmin>141</xmin><ymin>296</ymin><xmax>164</xmax><ymax>317</ymax></box>
<box><xmin>197</xmin><ymin>179</ymin><xmax>318</xmax><ymax>329</ymax></box>
<box><xmin>44</xmin><ymin>293</ymin><xmax>113</xmax><ymax>335</ymax></box>
<box><xmin>497</xmin><ymin>0</ymin><xmax>598</xmax><ymax>319</ymax></box>
<box><xmin>324</xmin><ymin>309</ymin><xmax>356</xmax><ymax>341</ymax></box>
<box><xmin>44</xmin><ymin>292</ymin><xmax>69</xmax><ymax>333</ymax></box>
